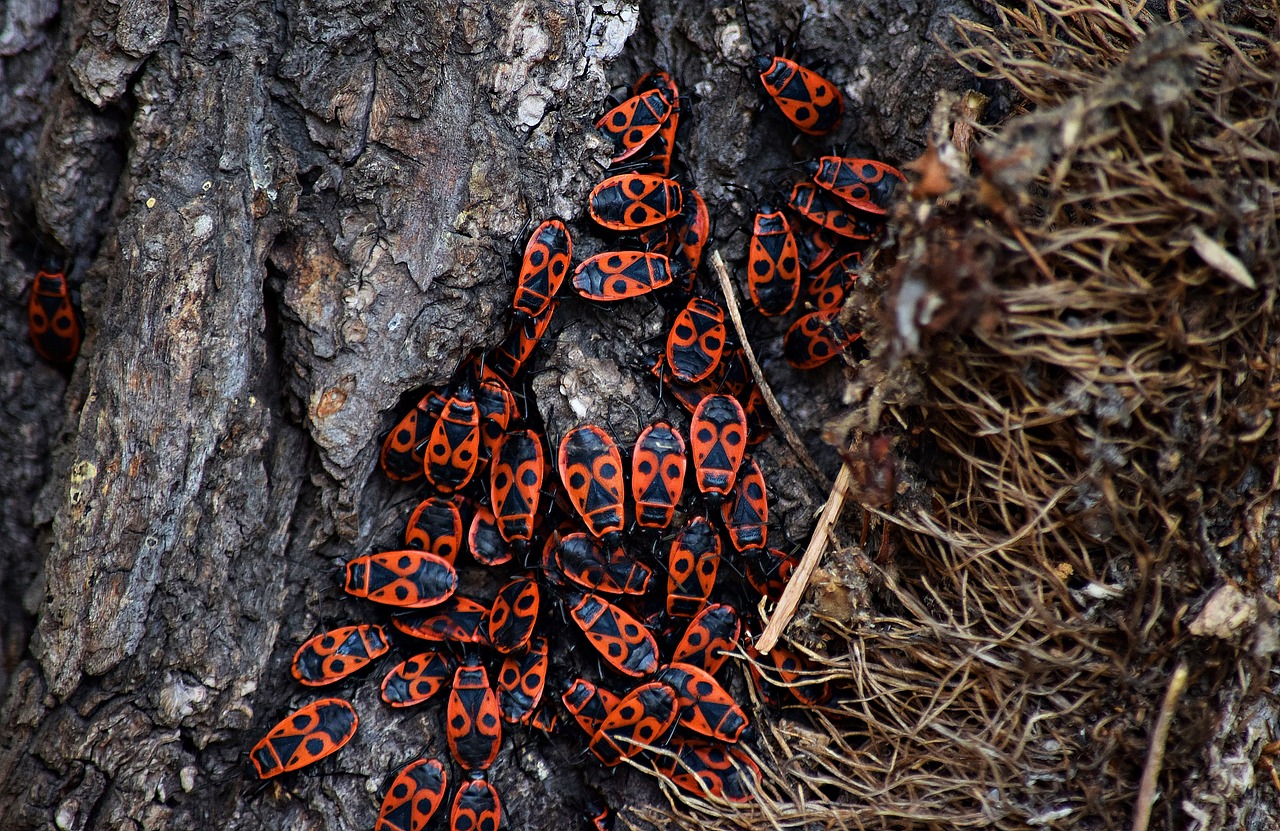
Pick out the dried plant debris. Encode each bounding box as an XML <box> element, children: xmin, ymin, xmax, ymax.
<box><xmin>643</xmin><ymin>2</ymin><xmax>1280</xmax><ymax>830</ymax></box>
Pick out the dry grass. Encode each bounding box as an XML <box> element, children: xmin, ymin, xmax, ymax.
<box><xmin>637</xmin><ymin>2</ymin><xmax>1280</xmax><ymax>829</ymax></box>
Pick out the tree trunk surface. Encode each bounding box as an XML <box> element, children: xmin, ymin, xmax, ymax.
<box><xmin>5</xmin><ymin>0</ymin><xmax>1215</xmax><ymax>829</ymax></box>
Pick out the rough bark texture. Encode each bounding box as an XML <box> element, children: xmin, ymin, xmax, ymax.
<box><xmin>0</xmin><ymin>0</ymin><xmax>991</xmax><ymax>829</ymax></box>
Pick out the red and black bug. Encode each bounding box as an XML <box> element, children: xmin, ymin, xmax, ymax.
<box><xmin>666</xmin><ymin>297</ymin><xmax>727</xmax><ymax>383</ymax></box>
<box><xmin>746</xmin><ymin>208</ymin><xmax>801</xmax><ymax>316</ymax></box>
<box><xmin>405</xmin><ymin>497</ymin><xmax>465</xmax><ymax>565</ymax></box>
<box><xmin>468</xmin><ymin>503</ymin><xmax>513</xmax><ymax>566</ymax></box>
<box><xmin>513</xmin><ymin>219</ymin><xmax>573</xmax><ymax>321</ymax></box>
<box><xmin>743</xmin><ymin>547</ymin><xmax>797</xmax><ymax>601</ymax></box>
<box><xmin>666</xmin><ymin>516</ymin><xmax>721</xmax><ymax>618</ymax></box>
<box><xmin>376</xmin><ymin>758</ymin><xmax>448</xmax><ymax>831</ymax></box>
<box><xmin>292</xmin><ymin>624</ymin><xmax>390</xmax><ymax>686</ymax></box>
<box><xmin>393</xmin><ymin>596</ymin><xmax>489</xmax><ymax>644</ymax></box>
<box><xmin>496</xmin><ymin>634</ymin><xmax>549</xmax><ymax>724</ymax></box>
<box><xmin>249</xmin><ymin>698</ymin><xmax>359</xmax><ymax>779</ymax></box>
<box><xmin>788</xmin><ymin>182</ymin><xmax>882</xmax><ymax>241</ymax></box>
<box><xmin>741</xmin><ymin>386</ymin><xmax>773</xmax><ymax>446</ymax></box>
<box><xmin>588</xmin><ymin>173</ymin><xmax>684</xmax><ymax>231</ymax></box>
<box><xmin>572</xmin><ymin>251</ymin><xmax>673</xmax><ymax>301</ymax></box>
<box><xmin>753</xmin><ymin>53</ymin><xmax>843</xmax><ymax>136</ymax></box>
<box><xmin>690</xmin><ymin>394</ymin><xmax>748</xmax><ymax>503</ymax></box>
<box><xmin>803</xmin><ymin>250</ymin><xmax>859</xmax><ymax>312</ymax></box>
<box><xmin>630</xmin><ymin>71</ymin><xmax>680</xmax><ymax>175</ymax></box>
<box><xmin>588</xmin><ymin>681</ymin><xmax>679</xmax><ymax>766</ymax></box>
<box><xmin>649</xmin><ymin>355</ymin><xmax>712</xmax><ymax>415</ymax></box>
<box><xmin>555</xmin><ymin>532</ymin><xmax>652</xmax><ymax>595</ymax></box>
<box><xmin>562</xmin><ymin>677</ymin><xmax>622</xmax><ymax>737</ymax></box>
<box><xmin>490</xmin><ymin>429</ymin><xmax>545</xmax><ymax>545</ymax></box>
<box><xmin>487</xmin><ymin>575</ymin><xmax>541</xmax><ymax>654</ymax></box>
<box><xmin>669</xmin><ymin>188</ymin><xmax>710</xmax><ymax>287</ymax></box>
<box><xmin>631</xmin><ymin>420</ymin><xmax>688</xmax><ymax>529</ymax></box>
<box><xmin>719</xmin><ymin>456</ymin><xmax>768</xmax><ymax>552</ymax></box>
<box><xmin>381</xmin><ymin>391</ymin><xmax>445</xmax><ymax>482</ymax></box>
<box><xmin>596</xmin><ymin>88</ymin><xmax>675</xmax><ymax>164</ymax></box>
<box><xmin>529</xmin><ymin>705</ymin><xmax>559</xmax><ymax>734</ymax></box>
<box><xmin>345</xmin><ymin>550</ymin><xmax>458</xmax><ymax>609</ymax></box>
<box><xmin>654</xmin><ymin>738</ymin><xmax>760</xmax><ymax>803</ymax></box>
<box><xmin>425</xmin><ymin>383</ymin><xmax>482</xmax><ymax>493</ymax></box>
<box><xmin>584</xmin><ymin>798</ymin><xmax>614</xmax><ymax>831</ymax></box>
<box><xmin>381</xmin><ymin>651</ymin><xmax>456</xmax><ymax>708</ymax></box>
<box><xmin>792</xmin><ymin>221</ymin><xmax>840</xmax><ymax>274</ymax></box>
<box><xmin>655</xmin><ymin>662</ymin><xmax>749</xmax><ymax>742</ymax></box>
<box><xmin>476</xmin><ymin>376</ymin><xmax>518</xmax><ymax>471</ymax></box>
<box><xmin>783</xmin><ymin>310</ymin><xmax>862</xmax><ymax>370</ymax></box>
<box><xmin>450</xmin><ymin>778</ymin><xmax>501</xmax><ymax>831</ymax></box>
<box><xmin>746</xmin><ymin>644</ymin><xmax>832</xmax><ymax>707</ymax></box>
<box><xmin>567</xmin><ymin>590</ymin><xmax>660</xmax><ymax>677</ymax></box>
<box><xmin>671</xmin><ymin>603</ymin><xmax>741</xmax><ymax>675</ymax></box>
<box><xmin>490</xmin><ymin>300</ymin><xmax>557</xmax><ymax>379</ymax></box>
<box><xmin>447</xmin><ymin>656</ymin><xmax>503</xmax><ymax>772</ymax></box>
<box><xmin>805</xmin><ymin>156</ymin><xmax>905</xmax><ymax>214</ymax></box>
<box><xmin>27</xmin><ymin>270</ymin><xmax>82</xmax><ymax>365</ymax></box>
<box><xmin>557</xmin><ymin>424</ymin><xmax>626</xmax><ymax>545</ymax></box>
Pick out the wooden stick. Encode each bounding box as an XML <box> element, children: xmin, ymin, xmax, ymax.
<box><xmin>755</xmin><ymin>460</ymin><xmax>852</xmax><ymax>653</ymax></box>
<box><xmin>709</xmin><ymin>250</ymin><xmax>831</xmax><ymax>492</ymax></box>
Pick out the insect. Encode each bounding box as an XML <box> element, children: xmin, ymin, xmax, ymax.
<box><xmin>490</xmin><ymin>300</ymin><xmax>557</xmax><ymax>379</ymax></box>
<box><xmin>376</xmin><ymin>758</ymin><xmax>448</xmax><ymax>831</ymax></box>
<box><xmin>654</xmin><ymin>738</ymin><xmax>760</xmax><ymax>803</ymax></box>
<box><xmin>803</xmin><ymin>250</ymin><xmax>859</xmax><ymax>312</ymax></box>
<box><xmin>631</xmin><ymin>420</ymin><xmax>688</xmax><ymax>529</ymax></box>
<box><xmin>393</xmin><ymin>596</ymin><xmax>489</xmax><ymax>644</ymax></box>
<box><xmin>424</xmin><ymin>382</ymin><xmax>482</xmax><ymax>493</ymax></box>
<box><xmin>792</xmin><ymin>221</ymin><xmax>840</xmax><ymax>274</ymax></box>
<box><xmin>486</xmin><ymin>575</ymin><xmax>541</xmax><ymax>654</ymax></box>
<box><xmin>596</xmin><ymin>88</ymin><xmax>675</xmax><ymax>164</ymax></box>
<box><xmin>746</xmin><ymin>644</ymin><xmax>832</xmax><ymax>707</ymax></box>
<box><xmin>743</xmin><ymin>547</ymin><xmax>798</xmax><ymax>601</ymax></box>
<box><xmin>666</xmin><ymin>516</ymin><xmax>721</xmax><ymax>618</ymax></box>
<box><xmin>588</xmin><ymin>681</ymin><xmax>679</xmax><ymax>766</ymax></box>
<box><xmin>566</xmin><ymin>590</ymin><xmax>660</xmax><ymax>677</ymax></box>
<box><xmin>513</xmin><ymin>220</ymin><xmax>573</xmax><ymax>321</ymax></box>
<box><xmin>557</xmin><ymin>424</ymin><xmax>626</xmax><ymax>546</ymax></box>
<box><xmin>344</xmin><ymin>550</ymin><xmax>458</xmax><ymax>609</ymax></box>
<box><xmin>690</xmin><ymin>394</ymin><xmax>749</xmax><ymax>504</ymax></box>
<box><xmin>669</xmin><ymin>188</ymin><xmax>710</xmax><ymax>287</ymax></box>
<box><xmin>404</xmin><ymin>497</ymin><xmax>465</xmax><ymax>565</ymax></box>
<box><xmin>555</xmin><ymin>532</ymin><xmax>652</xmax><ymax>595</ymax></box>
<box><xmin>788</xmin><ymin>182</ymin><xmax>882</xmax><ymax>241</ymax></box>
<box><xmin>291</xmin><ymin>624</ymin><xmax>390</xmax><ymax>686</ymax></box>
<box><xmin>588</xmin><ymin>173</ymin><xmax>683</xmax><ymax>231</ymax></box>
<box><xmin>753</xmin><ymin>52</ymin><xmax>843</xmax><ymax>136</ymax></box>
<box><xmin>719</xmin><ymin>456</ymin><xmax>768</xmax><ymax>552</ymax></box>
<box><xmin>783</xmin><ymin>310</ymin><xmax>862</xmax><ymax>369</ymax></box>
<box><xmin>496</xmin><ymin>634</ymin><xmax>549</xmax><ymax>724</ymax></box>
<box><xmin>655</xmin><ymin>662</ymin><xmax>749</xmax><ymax>742</ymax></box>
<box><xmin>629</xmin><ymin>71</ymin><xmax>681</xmax><ymax>175</ymax></box>
<box><xmin>381</xmin><ymin>651</ymin><xmax>456</xmax><ymax>708</ymax></box>
<box><xmin>467</xmin><ymin>503</ymin><xmax>513</xmax><ymax>566</ymax></box>
<box><xmin>584</xmin><ymin>798</ymin><xmax>614</xmax><ymax>831</ymax></box>
<box><xmin>666</xmin><ymin>297</ymin><xmax>727</xmax><ymax>383</ymax></box>
<box><xmin>249</xmin><ymin>698</ymin><xmax>359</xmax><ymax>779</ymax></box>
<box><xmin>562</xmin><ymin>677</ymin><xmax>622</xmax><ymax>737</ymax></box>
<box><xmin>476</xmin><ymin>376</ymin><xmax>519</xmax><ymax>472</ymax></box>
<box><xmin>27</xmin><ymin>270</ymin><xmax>82</xmax><ymax>364</ymax></box>
<box><xmin>746</xmin><ymin>207</ymin><xmax>801</xmax><ymax>316</ymax></box>
<box><xmin>572</xmin><ymin>251</ymin><xmax>673</xmax><ymax>301</ymax></box>
<box><xmin>490</xmin><ymin>429</ymin><xmax>545</xmax><ymax>545</ymax></box>
<box><xmin>380</xmin><ymin>391</ymin><xmax>445</xmax><ymax>482</ymax></box>
<box><xmin>447</xmin><ymin>656</ymin><xmax>503</xmax><ymax>772</ymax></box>
<box><xmin>450</xmin><ymin>778</ymin><xmax>502</xmax><ymax>831</ymax></box>
<box><xmin>805</xmin><ymin>156</ymin><xmax>905</xmax><ymax>214</ymax></box>
<box><xmin>671</xmin><ymin>603</ymin><xmax>741</xmax><ymax>675</ymax></box>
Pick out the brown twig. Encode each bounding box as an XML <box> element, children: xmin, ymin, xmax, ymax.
<box><xmin>755</xmin><ymin>460</ymin><xmax>852</xmax><ymax>653</ymax></box>
<box><xmin>709</xmin><ymin>250</ymin><xmax>831</xmax><ymax>492</ymax></box>
<box><xmin>1131</xmin><ymin>660</ymin><xmax>1188</xmax><ymax>831</ymax></box>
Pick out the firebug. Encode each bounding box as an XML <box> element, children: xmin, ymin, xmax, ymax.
<box><xmin>249</xmin><ymin>698</ymin><xmax>358</xmax><ymax>779</ymax></box>
<box><xmin>631</xmin><ymin>420</ymin><xmax>688</xmax><ymax>529</ymax></box>
<box><xmin>291</xmin><ymin>624</ymin><xmax>390</xmax><ymax>686</ymax></box>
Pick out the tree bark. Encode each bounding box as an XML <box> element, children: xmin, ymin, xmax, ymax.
<box><xmin>0</xmin><ymin>0</ymin><xmax>990</xmax><ymax>828</ymax></box>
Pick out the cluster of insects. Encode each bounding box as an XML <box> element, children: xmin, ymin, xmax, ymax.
<box><xmin>243</xmin><ymin>12</ymin><xmax>907</xmax><ymax>831</ymax></box>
